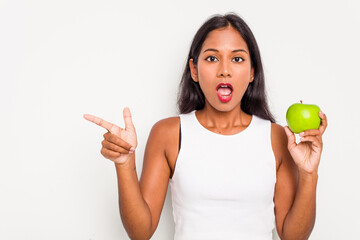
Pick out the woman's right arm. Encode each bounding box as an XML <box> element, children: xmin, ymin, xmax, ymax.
<box><xmin>113</xmin><ymin>153</ymin><xmax>153</xmax><ymax>240</ymax></box>
<box><xmin>114</xmin><ymin>118</ymin><xmax>174</xmax><ymax>239</ymax></box>
<box><xmin>84</xmin><ymin>108</ymin><xmax>174</xmax><ymax>240</ymax></box>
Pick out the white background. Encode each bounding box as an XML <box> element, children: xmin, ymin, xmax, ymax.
<box><xmin>1</xmin><ymin>0</ymin><xmax>359</xmax><ymax>239</ymax></box>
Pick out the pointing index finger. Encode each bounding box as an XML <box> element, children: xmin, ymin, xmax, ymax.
<box><xmin>83</xmin><ymin>114</ymin><xmax>119</xmax><ymax>133</ymax></box>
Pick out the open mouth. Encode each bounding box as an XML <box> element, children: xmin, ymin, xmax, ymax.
<box><xmin>216</xmin><ymin>83</ymin><xmax>233</xmax><ymax>102</ymax></box>
<box><xmin>216</xmin><ymin>83</ymin><xmax>233</xmax><ymax>96</ymax></box>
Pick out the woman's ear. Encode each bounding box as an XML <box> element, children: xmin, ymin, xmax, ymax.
<box><xmin>250</xmin><ymin>67</ymin><xmax>255</xmax><ymax>82</ymax></box>
<box><xmin>189</xmin><ymin>58</ymin><xmax>198</xmax><ymax>82</ymax></box>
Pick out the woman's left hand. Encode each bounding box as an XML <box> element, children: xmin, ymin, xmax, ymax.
<box><xmin>284</xmin><ymin>111</ymin><xmax>328</xmax><ymax>174</ymax></box>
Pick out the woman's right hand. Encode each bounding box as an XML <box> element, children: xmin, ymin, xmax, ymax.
<box><xmin>83</xmin><ymin>107</ymin><xmax>137</xmax><ymax>165</ymax></box>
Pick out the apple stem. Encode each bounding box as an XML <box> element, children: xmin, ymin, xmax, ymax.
<box><xmin>300</xmin><ymin>100</ymin><xmax>303</xmax><ymax>104</ymax></box>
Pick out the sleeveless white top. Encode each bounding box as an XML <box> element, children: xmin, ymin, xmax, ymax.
<box><xmin>169</xmin><ymin>110</ymin><xmax>277</xmax><ymax>240</ymax></box>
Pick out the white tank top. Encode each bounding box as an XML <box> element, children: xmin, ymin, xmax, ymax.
<box><xmin>169</xmin><ymin>110</ymin><xmax>277</xmax><ymax>240</ymax></box>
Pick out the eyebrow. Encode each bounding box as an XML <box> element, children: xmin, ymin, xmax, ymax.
<box><xmin>203</xmin><ymin>48</ymin><xmax>248</xmax><ymax>55</ymax></box>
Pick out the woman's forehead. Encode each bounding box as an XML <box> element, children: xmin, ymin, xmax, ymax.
<box><xmin>201</xmin><ymin>27</ymin><xmax>249</xmax><ymax>52</ymax></box>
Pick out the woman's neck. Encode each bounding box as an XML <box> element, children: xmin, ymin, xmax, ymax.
<box><xmin>195</xmin><ymin>104</ymin><xmax>252</xmax><ymax>130</ymax></box>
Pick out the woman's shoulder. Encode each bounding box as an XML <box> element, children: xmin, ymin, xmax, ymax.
<box><xmin>148</xmin><ymin>116</ymin><xmax>180</xmax><ymax>177</ymax></box>
<box><xmin>152</xmin><ymin>116</ymin><xmax>180</xmax><ymax>133</ymax></box>
<box><xmin>148</xmin><ymin>116</ymin><xmax>180</xmax><ymax>151</ymax></box>
<box><xmin>270</xmin><ymin>122</ymin><xmax>288</xmax><ymax>171</ymax></box>
<box><xmin>270</xmin><ymin>122</ymin><xmax>285</xmax><ymax>136</ymax></box>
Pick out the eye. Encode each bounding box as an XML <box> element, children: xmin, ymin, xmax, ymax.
<box><xmin>205</xmin><ymin>56</ymin><xmax>218</xmax><ymax>62</ymax></box>
<box><xmin>233</xmin><ymin>57</ymin><xmax>244</xmax><ymax>63</ymax></box>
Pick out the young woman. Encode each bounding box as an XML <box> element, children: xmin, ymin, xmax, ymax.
<box><xmin>84</xmin><ymin>13</ymin><xmax>327</xmax><ymax>240</ymax></box>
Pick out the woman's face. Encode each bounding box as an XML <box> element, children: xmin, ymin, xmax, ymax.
<box><xmin>190</xmin><ymin>26</ymin><xmax>254</xmax><ymax>112</ymax></box>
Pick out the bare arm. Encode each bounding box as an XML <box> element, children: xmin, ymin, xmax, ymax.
<box><xmin>114</xmin><ymin>155</ymin><xmax>153</xmax><ymax>240</ymax></box>
<box><xmin>272</xmin><ymin>127</ymin><xmax>317</xmax><ymax>240</ymax></box>
<box><xmin>281</xmin><ymin>170</ymin><xmax>318</xmax><ymax>240</ymax></box>
<box><xmin>115</xmin><ymin>116</ymin><xmax>175</xmax><ymax>239</ymax></box>
<box><xmin>84</xmin><ymin>109</ymin><xmax>175</xmax><ymax>239</ymax></box>
<box><xmin>273</xmin><ymin>111</ymin><xmax>327</xmax><ymax>240</ymax></box>
<box><xmin>139</xmin><ymin>117</ymin><xmax>179</xmax><ymax>235</ymax></box>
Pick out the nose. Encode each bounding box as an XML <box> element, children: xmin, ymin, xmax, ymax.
<box><xmin>220</xmin><ymin>73</ymin><xmax>231</xmax><ymax>77</ymax></box>
<box><xmin>217</xmin><ymin>61</ymin><xmax>232</xmax><ymax>78</ymax></box>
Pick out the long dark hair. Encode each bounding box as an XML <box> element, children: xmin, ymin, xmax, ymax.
<box><xmin>177</xmin><ymin>13</ymin><xmax>276</xmax><ymax>123</ymax></box>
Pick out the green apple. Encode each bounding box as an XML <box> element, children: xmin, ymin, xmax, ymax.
<box><xmin>286</xmin><ymin>100</ymin><xmax>321</xmax><ymax>134</ymax></box>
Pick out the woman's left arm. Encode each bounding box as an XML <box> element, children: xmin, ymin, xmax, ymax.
<box><xmin>273</xmin><ymin>111</ymin><xmax>328</xmax><ymax>240</ymax></box>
